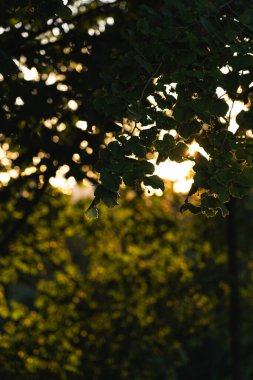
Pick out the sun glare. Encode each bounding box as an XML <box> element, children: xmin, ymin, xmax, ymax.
<box><xmin>188</xmin><ymin>141</ymin><xmax>209</xmax><ymax>159</ymax></box>
<box><xmin>49</xmin><ymin>165</ymin><xmax>76</xmax><ymax>195</ymax></box>
<box><xmin>155</xmin><ymin>159</ymin><xmax>194</xmax><ymax>194</ymax></box>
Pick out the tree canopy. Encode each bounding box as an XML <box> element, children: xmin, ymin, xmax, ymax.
<box><xmin>1</xmin><ymin>0</ymin><xmax>253</xmax><ymax>219</ymax></box>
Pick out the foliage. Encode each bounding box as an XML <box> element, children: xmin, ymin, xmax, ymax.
<box><xmin>1</xmin><ymin>4</ymin><xmax>253</xmax><ymax>377</ymax></box>
<box><xmin>0</xmin><ymin>0</ymin><xmax>253</xmax><ymax>219</ymax></box>
<box><xmin>0</xmin><ymin>187</ymin><xmax>253</xmax><ymax>379</ymax></box>
<box><xmin>0</xmin><ymin>189</ymin><xmax>234</xmax><ymax>379</ymax></box>
<box><xmin>0</xmin><ymin>189</ymin><xmax>253</xmax><ymax>379</ymax></box>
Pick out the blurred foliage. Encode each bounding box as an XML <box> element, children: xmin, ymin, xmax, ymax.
<box><xmin>0</xmin><ymin>188</ymin><xmax>253</xmax><ymax>379</ymax></box>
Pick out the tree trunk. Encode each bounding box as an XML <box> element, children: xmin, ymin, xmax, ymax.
<box><xmin>226</xmin><ymin>198</ymin><xmax>242</xmax><ymax>380</ymax></box>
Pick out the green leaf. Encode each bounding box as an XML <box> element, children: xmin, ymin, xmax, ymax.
<box><xmin>100</xmin><ymin>168</ymin><xmax>121</xmax><ymax>192</ymax></box>
<box><xmin>201</xmin><ymin>196</ymin><xmax>229</xmax><ymax>218</ymax></box>
<box><xmin>221</xmin><ymin>72</ymin><xmax>239</xmax><ymax>95</ymax></box>
<box><xmin>209</xmin><ymin>99</ymin><xmax>229</xmax><ymax>117</ymax></box>
<box><xmin>153</xmin><ymin>93</ymin><xmax>175</xmax><ymax>110</ymax></box>
<box><xmin>168</xmin><ymin>142</ymin><xmax>188</xmax><ymax>163</ymax></box>
<box><xmin>163</xmin><ymin>133</ymin><xmax>176</xmax><ymax>147</ymax></box>
<box><xmin>229</xmin><ymin>183</ymin><xmax>246</xmax><ymax>199</ymax></box>
<box><xmin>122</xmin><ymin>171</ymin><xmax>136</xmax><ymax>186</ymax></box>
<box><xmin>236</xmin><ymin>110</ymin><xmax>253</xmax><ymax>130</ymax></box>
<box><xmin>173</xmin><ymin>104</ymin><xmax>195</xmax><ymax>122</ymax></box>
<box><xmin>95</xmin><ymin>185</ymin><xmax>119</xmax><ymax>208</ymax></box>
<box><xmin>180</xmin><ymin>203</ymin><xmax>201</xmax><ymax>214</ymax></box>
<box><xmin>208</xmin><ymin>179</ymin><xmax>230</xmax><ymax>202</ymax></box>
<box><xmin>218</xmin><ymin>202</ymin><xmax>229</xmax><ymax>218</ymax></box>
<box><xmin>85</xmin><ymin>196</ymin><xmax>100</xmax><ymax>218</ymax></box>
<box><xmin>154</xmin><ymin>134</ymin><xmax>175</xmax><ymax>151</ymax></box>
<box><xmin>122</xmin><ymin>160</ymin><xmax>155</xmax><ymax>186</ymax></box>
<box><xmin>139</xmin><ymin>128</ymin><xmax>158</xmax><ymax>146</ymax></box>
<box><xmin>85</xmin><ymin>207</ymin><xmax>99</xmax><ymax>219</ymax></box>
<box><xmin>125</xmin><ymin>137</ymin><xmax>146</xmax><ymax>158</ymax></box>
<box><xmin>179</xmin><ymin>120</ymin><xmax>201</xmax><ymax>139</ymax></box>
<box><xmin>156</xmin><ymin>113</ymin><xmax>177</xmax><ymax>130</ymax></box>
<box><xmin>234</xmin><ymin>168</ymin><xmax>253</xmax><ymax>188</ymax></box>
<box><xmin>154</xmin><ymin>134</ymin><xmax>176</xmax><ymax>164</ymax></box>
<box><xmin>229</xmin><ymin>55</ymin><xmax>253</xmax><ymax>70</ymax></box>
<box><xmin>134</xmin><ymin>160</ymin><xmax>155</xmax><ymax>176</ymax></box>
<box><xmin>214</xmin><ymin>168</ymin><xmax>232</xmax><ymax>186</ymax></box>
<box><xmin>193</xmin><ymin>98</ymin><xmax>229</xmax><ymax>118</ymax></box>
<box><xmin>143</xmin><ymin>175</ymin><xmax>165</xmax><ymax>190</ymax></box>
<box><xmin>111</xmin><ymin>157</ymin><xmax>135</xmax><ymax>174</ymax></box>
<box><xmin>108</xmin><ymin>141</ymin><xmax>124</xmax><ymax>157</ymax></box>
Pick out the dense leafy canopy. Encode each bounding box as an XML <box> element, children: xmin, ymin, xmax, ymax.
<box><xmin>0</xmin><ymin>0</ymin><xmax>253</xmax><ymax>220</ymax></box>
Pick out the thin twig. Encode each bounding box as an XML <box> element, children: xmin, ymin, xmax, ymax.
<box><xmin>137</xmin><ymin>58</ymin><xmax>164</xmax><ymax>107</ymax></box>
<box><xmin>218</xmin><ymin>0</ymin><xmax>234</xmax><ymax>11</ymax></box>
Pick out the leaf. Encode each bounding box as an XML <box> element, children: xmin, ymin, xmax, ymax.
<box><xmin>139</xmin><ymin>127</ymin><xmax>158</xmax><ymax>146</ymax></box>
<box><xmin>163</xmin><ymin>133</ymin><xmax>176</xmax><ymax>147</ymax></box>
<box><xmin>229</xmin><ymin>54</ymin><xmax>253</xmax><ymax>70</ymax></box>
<box><xmin>208</xmin><ymin>179</ymin><xmax>230</xmax><ymax>202</ymax></box>
<box><xmin>210</xmin><ymin>99</ymin><xmax>229</xmax><ymax>117</ymax></box>
<box><xmin>193</xmin><ymin>98</ymin><xmax>229</xmax><ymax>118</ymax></box>
<box><xmin>234</xmin><ymin>168</ymin><xmax>253</xmax><ymax>188</ymax></box>
<box><xmin>121</xmin><ymin>159</ymin><xmax>155</xmax><ymax>186</ymax></box>
<box><xmin>218</xmin><ymin>202</ymin><xmax>229</xmax><ymax>218</ymax></box>
<box><xmin>85</xmin><ymin>196</ymin><xmax>100</xmax><ymax>218</ymax></box>
<box><xmin>122</xmin><ymin>171</ymin><xmax>136</xmax><ymax>186</ymax></box>
<box><xmin>201</xmin><ymin>196</ymin><xmax>229</xmax><ymax>218</ymax></box>
<box><xmin>153</xmin><ymin>93</ymin><xmax>174</xmax><ymax>110</ymax></box>
<box><xmin>214</xmin><ymin>168</ymin><xmax>232</xmax><ymax>186</ymax></box>
<box><xmin>104</xmin><ymin>120</ymin><xmax>122</xmax><ymax>132</ymax></box>
<box><xmin>111</xmin><ymin>157</ymin><xmax>135</xmax><ymax>174</ymax></box>
<box><xmin>85</xmin><ymin>207</ymin><xmax>99</xmax><ymax>219</ymax></box>
<box><xmin>143</xmin><ymin>175</ymin><xmax>165</xmax><ymax>190</ymax></box>
<box><xmin>95</xmin><ymin>185</ymin><xmax>119</xmax><ymax>208</ymax></box>
<box><xmin>154</xmin><ymin>135</ymin><xmax>174</xmax><ymax>151</ymax></box>
<box><xmin>179</xmin><ymin>120</ymin><xmax>201</xmax><ymax>139</ymax></box>
<box><xmin>168</xmin><ymin>142</ymin><xmax>188</xmax><ymax>163</ymax></box>
<box><xmin>134</xmin><ymin>160</ymin><xmax>155</xmax><ymax>176</ymax></box>
<box><xmin>156</xmin><ymin>113</ymin><xmax>177</xmax><ymax>130</ymax></box>
<box><xmin>236</xmin><ymin>110</ymin><xmax>253</xmax><ymax>130</ymax></box>
<box><xmin>96</xmin><ymin>149</ymin><xmax>111</xmax><ymax>171</ymax></box>
<box><xmin>125</xmin><ymin>136</ymin><xmax>146</xmax><ymax>158</ymax></box>
<box><xmin>154</xmin><ymin>134</ymin><xmax>176</xmax><ymax>164</ymax></box>
<box><xmin>108</xmin><ymin>141</ymin><xmax>124</xmax><ymax>157</ymax></box>
<box><xmin>180</xmin><ymin>202</ymin><xmax>201</xmax><ymax>214</ymax></box>
<box><xmin>229</xmin><ymin>183</ymin><xmax>246</xmax><ymax>199</ymax></box>
<box><xmin>221</xmin><ymin>72</ymin><xmax>239</xmax><ymax>95</ymax></box>
<box><xmin>100</xmin><ymin>168</ymin><xmax>121</xmax><ymax>192</ymax></box>
<box><xmin>173</xmin><ymin>104</ymin><xmax>195</xmax><ymax>122</ymax></box>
